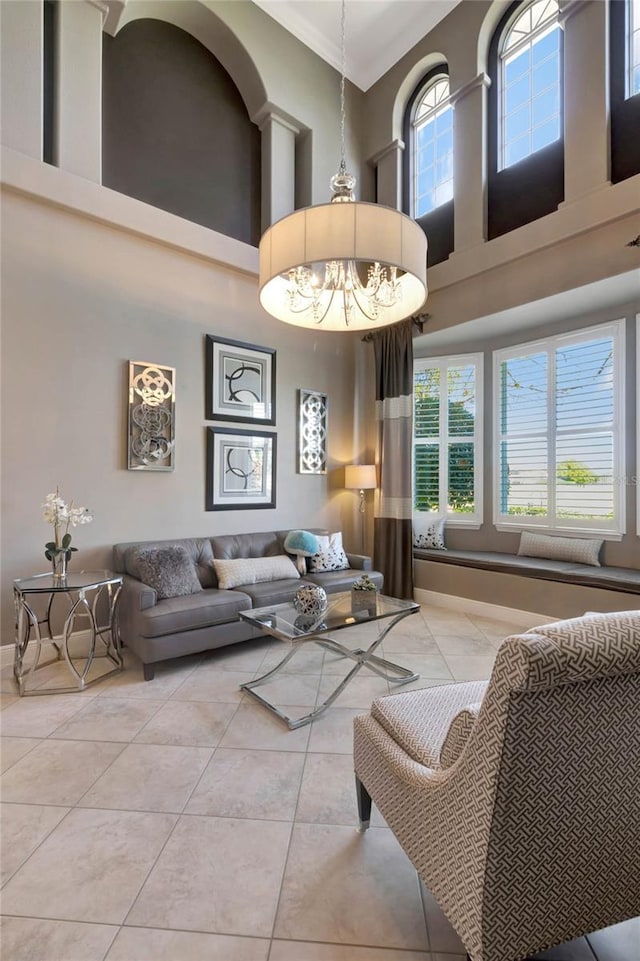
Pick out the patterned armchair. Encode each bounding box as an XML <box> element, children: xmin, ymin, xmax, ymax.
<box><xmin>354</xmin><ymin>610</ymin><xmax>640</xmax><ymax>961</ymax></box>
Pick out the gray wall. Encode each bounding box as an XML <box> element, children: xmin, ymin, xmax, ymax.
<box><xmin>0</xmin><ymin>190</ymin><xmax>361</xmax><ymax>644</ymax></box>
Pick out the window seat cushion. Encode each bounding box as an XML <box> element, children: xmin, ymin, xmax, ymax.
<box><xmin>413</xmin><ymin>548</ymin><xmax>640</xmax><ymax>594</ymax></box>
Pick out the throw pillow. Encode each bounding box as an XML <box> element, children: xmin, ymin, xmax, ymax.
<box><xmin>135</xmin><ymin>545</ymin><xmax>203</xmax><ymax>599</ymax></box>
<box><xmin>212</xmin><ymin>554</ymin><xmax>300</xmax><ymax>590</ymax></box>
<box><xmin>413</xmin><ymin>516</ymin><xmax>446</xmax><ymax>551</ymax></box>
<box><xmin>517</xmin><ymin>531</ymin><xmax>603</xmax><ymax>567</ymax></box>
<box><xmin>308</xmin><ymin>532</ymin><xmax>350</xmax><ymax>573</ymax></box>
<box><xmin>284</xmin><ymin>530</ymin><xmax>320</xmax><ymax>575</ymax></box>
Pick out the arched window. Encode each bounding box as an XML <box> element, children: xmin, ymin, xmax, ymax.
<box><xmin>411</xmin><ymin>76</ymin><xmax>453</xmax><ymax>217</ymax></box>
<box><xmin>628</xmin><ymin>0</ymin><xmax>640</xmax><ymax>97</ymax></box>
<box><xmin>499</xmin><ymin>0</ymin><xmax>561</xmax><ymax>169</ymax></box>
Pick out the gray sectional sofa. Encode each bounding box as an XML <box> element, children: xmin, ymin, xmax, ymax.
<box><xmin>113</xmin><ymin>529</ymin><xmax>383</xmax><ymax>679</ymax></box>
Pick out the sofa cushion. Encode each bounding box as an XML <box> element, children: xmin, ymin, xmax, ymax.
<box><xmin>118</xmin><ymin>538</ymin><xmax>216</xmax><ymax>588</ymax></box>
<box><xmin>212</xmin><ymin>555</ymin><xmax>299</xmax><ymax>590</ymax></box>
<box><xmin>306</xmin><ymin>569</ymin><xmax>384</xmax><ymax>593</ymax></box>
<box><xmin>133</xmin><ymin>546</ymin><xmax>203</xmax><ymax>600</ymax></box>
<box><xmin>139</xmin><ymin>588</ymin><xmax>252</xmax><ymax>638</ymax></box>
<box><xmin>518</xmin><ymin>531</ymin><xmax>603</xmax><ymax>567</ymax></box>
<box><xmin>234</xmin><ymin>578</ymin><xmax>307</xmax><ymax>607</ymax></box>
<box><xmin>308</xmin><ymin>532</ymin><xmax>350</xmax><ymax>572</ymax></box>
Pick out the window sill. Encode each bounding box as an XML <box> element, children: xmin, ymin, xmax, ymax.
<box><xmin>494</xmin><ymin>523</ymin><xmax>624</xmax><ymax>542</ymax></box>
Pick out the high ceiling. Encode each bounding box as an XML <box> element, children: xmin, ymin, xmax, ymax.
<box><xmin>252</xmin><ymin>1</ymin><xmax>462</xmax><ymax>91</ymax></box>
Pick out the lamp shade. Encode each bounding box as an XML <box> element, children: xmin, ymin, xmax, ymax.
<box><xmin>259</xmin><ymin>201</ymin><xmax>428</xmax><ymax>332</ymax></box>
<box><xmin>345</xmin><ymin>464</ymin><xmax>377</xmax><ymax>490</ymax></box>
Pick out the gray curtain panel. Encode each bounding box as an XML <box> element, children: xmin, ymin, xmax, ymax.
<box><xmin>371</xmin><ymin>319</ymin><xmax>415</xmax><ymax>600</ymax></box>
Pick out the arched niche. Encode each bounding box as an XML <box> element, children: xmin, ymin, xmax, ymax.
<box><xmin>102</xmin><ymin>17</ymin><xmax>262</xmax><ymax>245</ymax></box>
<box><xmin>110</xmin><ymin>0</ymin><xmax>267</xmax><ymax>119</ymax></box>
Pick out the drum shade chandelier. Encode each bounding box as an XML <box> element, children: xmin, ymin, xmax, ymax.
<box><xmin>258</xmin><ymin>3</ymin><xmax>428</xmax><ymax>332</ymax></box>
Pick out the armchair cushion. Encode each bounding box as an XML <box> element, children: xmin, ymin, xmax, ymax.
<box><xmin>370</xmin><ymin>680</ymin><xmax>489</xmax><ymax>769</ymax></box>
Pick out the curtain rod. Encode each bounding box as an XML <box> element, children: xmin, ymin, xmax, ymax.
<box><xmin>361</xmin><ymin>313</ymin><xmax>429</xmax><ymax>342</ymax></box>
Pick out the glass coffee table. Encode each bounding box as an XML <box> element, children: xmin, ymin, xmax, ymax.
<box><xmin>238</xmin><ymin>591</ymin><xmax>420</xmax><ymax>729</ymax></box>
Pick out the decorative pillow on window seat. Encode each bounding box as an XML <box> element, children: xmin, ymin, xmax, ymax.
<box><xmin>517</xmin><ymin>531</ymin><xmax>603</xmax><ymax>567</ymax></box>
<box><xmin>308</xmin><ymin>532</ymin><xmax>350</xmax><ymax>572</ymax></box>
<box><xmin>413</xmin><ymin>515</ymin><xmax>447</xmax><ymax>551</ymax></box>
<box><xmin>212</xmin><ymin>554</ymin><xmax>300</xmax><ymax>590</ymax></box>
<box><xmin>134</xmin><ymin>545</ymin><xmax>203</xmax><ymax>599</ymax></box>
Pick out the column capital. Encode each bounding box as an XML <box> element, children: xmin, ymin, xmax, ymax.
<box><xmin>368</xmin><ymin>139</ymin><xmax>405</xmax><ymax>167</ymax></box>
<box><xmin>85</xmin><ymin>0</ymin><xmax>109</xmax><ymax>23</ymax></box>
<box><xmin>251</xmin><ymin>102</ymin><xmax>301</xmax><ymax>136</ymax></box>
<box><xmin>449</xmin><ymin>72</ymin><xmax>491</xmax><ymax>107</ymax></box>
<box><xmin>558</xmin><ymin>0</ymin><xmax>590</xmax><ymax>25</ymax></box>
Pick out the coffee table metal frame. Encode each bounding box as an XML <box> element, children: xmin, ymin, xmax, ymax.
<box><xmin>13</xmin><ymin>570</ymin><xmax>124</xmax><ymax>696</ymax></box>
<box><xmin>239</xmin><ymin>592</ymin><xmax>420</xmax><ymax>729</ymax></box>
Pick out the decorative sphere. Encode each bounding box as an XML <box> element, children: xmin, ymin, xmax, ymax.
<box><xmin>293</xmin><ymin>584</ymin><xmax>328</xmax><ymax>617</ymax></box>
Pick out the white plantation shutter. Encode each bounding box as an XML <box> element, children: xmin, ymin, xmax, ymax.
<box><xmin>413</xmin><ymin>355</ymin><xmax>483</xmax><ymax>525</ymax></box>
<box><xmin>494</xmin><ymin>321</ymin><xmax>625</xmax><ymax>534</ymax></box>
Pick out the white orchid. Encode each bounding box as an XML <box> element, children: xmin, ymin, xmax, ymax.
<box><xmin>42</xmin><ymin>488</ymin><xmax>93</xmax><ymax>561</ymax></box>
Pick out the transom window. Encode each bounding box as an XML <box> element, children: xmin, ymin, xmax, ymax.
<box><xmin>629</xmin><ymin>0</ymin><xmax>640</xmax><ymax>97</ymax></box>
<box><xmin>500</xmin><ymin>0</ymin><xmax>561</xmax><ymax>169</ymax></box>
<box><xmin>412</xmin><ymin>76</ymin><xmax>453</xmax><ymax>217</ymax></box>
<box><xmin>493</xmin><ymin>321</ymin><xmax>625</xmax><ymax>535</ymax></box>
<box><xmin>413</xmin><ymin>355</ymin><xmax>483</xmax><ymax>526</ymax></box>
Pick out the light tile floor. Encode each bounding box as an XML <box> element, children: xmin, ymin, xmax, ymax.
<box><xmin>1</xmin><ymin>604</ymin><xmax>637</xmax><ymax>961</ymax></box>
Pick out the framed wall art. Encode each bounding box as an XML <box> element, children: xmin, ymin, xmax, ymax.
<box><xmin>206</xmin><ymin>427</ymin><xmax>276</xmax><ymax>510</ymax></box>
<box><xmin>298</xmin><ymin>388</ymin><xmax>328</xmax><ymax>474</ymax></box>
<box><xmin>205</xmin><ymin>335</ymin><xmax>276</xmax><ymax>425</ymax></box>
<box><xmin>128</xmin><ymin>361</ymin><xmax>176</xmax><ymax>471</ymax></box>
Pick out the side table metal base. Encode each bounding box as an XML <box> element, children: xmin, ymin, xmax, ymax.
<box><xmin>13</xmin><ymin>572</ymin><xmax>123</xmax><ymax>696</ymax></box>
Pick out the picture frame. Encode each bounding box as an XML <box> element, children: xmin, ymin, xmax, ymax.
<box><xmin>127</xmin><ymin>361</ymin><xmax>176</xmax><ymax>471</ymax></box>
<box><xmin>298</xmin><ymin>387</ymin><xmax>328</xmax><ymax>474</ymax></box>
<box><xmin>206</xmin><ymin>427</ymin><xmax>276</xmax><ymax>511</ymax></box>
<box><xmin>205</xmin><ymin>335</ymin><xmax>276</xmax><ymax>425</ymax></box>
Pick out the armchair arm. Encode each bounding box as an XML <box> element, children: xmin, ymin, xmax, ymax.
<box><xmin>440</xmin><ymin>702</ymin><xmax>482</xmax><ymax>769</ymax></box>
<box><xmin>346</xmin><ymin>553</ymin><xmax>372</xmax><ymax>571</ymax></box>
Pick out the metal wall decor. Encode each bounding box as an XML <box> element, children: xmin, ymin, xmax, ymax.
<box><xmin>205</xmin><ymin>335</ymin><xmax>276</xmax><ymax>425</ymax></box>
<box><xmin>206</xmin><ymin>427</ymin><xmax>276</xmax><ymax>510</ymax></box>
<box><xmin>298</xmin><ymin>388</ymin><xmax>328</xmax><ymax>474</ymax></box>
<box><xmin>128</xmin><ymin>361</ymin><xmax>176</xmax><ymax>470</ymax></box>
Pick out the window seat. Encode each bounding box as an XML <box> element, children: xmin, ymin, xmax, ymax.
<box><xmin>413</xmin><ymin>549</ymin><xmax>640</xmax><ymax>595</ymax></box>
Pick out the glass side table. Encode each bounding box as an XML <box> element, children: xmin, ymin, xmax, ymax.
<box><xmin>13</xmin><ymin>570</ymin><xmax>123</xmax><ymax>696</ymax></box>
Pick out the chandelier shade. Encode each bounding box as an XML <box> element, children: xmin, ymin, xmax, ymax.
<box><xmin>259</xmin><ymin>200</ymin><xmax>428</xmax><ymax>332</ymax></box>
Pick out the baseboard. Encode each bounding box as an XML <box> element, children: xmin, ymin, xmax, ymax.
<box><xmin>413</xmin><ymin>588</ymin><xmax>556</xmax><ymax>624</ymax></box>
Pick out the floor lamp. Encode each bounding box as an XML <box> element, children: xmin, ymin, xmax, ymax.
<box><xmin>345</xmin><ymin>464</ymin><xmax>377</xmax><ymax>554</ymax></box>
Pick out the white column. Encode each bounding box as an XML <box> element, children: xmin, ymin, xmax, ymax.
<box><xmin>55</xmin><ymin>0</ymin><xmax>104</xmax><ymax>182</ymax></box>
<box><xmin>560</xmin><ymin>0</ymin><xmax>609</xmax><ymax>203</ymax></box>
<box><xmin>449</xmin><ymin>73</ymin><xmax>491</xmax><ymax>254</ymax></box>
<box><xmin>369</xmin><ymin>139</ymin><xmax>404</xmax><ymax>210</ymax></box>
<box><xmin>253</xmin><ymin>105</ymin><xmax>299</xmax><ymax>229</ymax></box>
<box><xmin>0</xmin><ymin>0</ymin><xmax>43</xmax><ymax>159</ymax></box>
